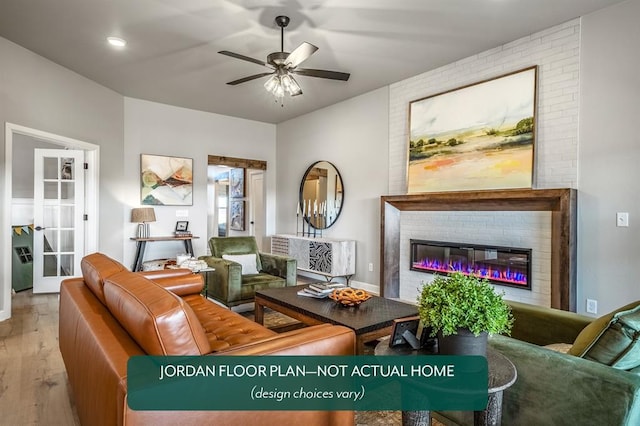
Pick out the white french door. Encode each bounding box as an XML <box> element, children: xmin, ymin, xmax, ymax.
<box><xmin>32</xmin><ymin>149</ymin><xmax>85</xmax><ymax>293</ymax></box>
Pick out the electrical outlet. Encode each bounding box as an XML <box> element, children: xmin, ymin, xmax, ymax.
<box><xmin>617</xmin><ymin>212</ymin><xmax>629</xmax><ymax>227</ymax></box>
<box><xmin>368</xmin><ymin>263</ymin><xmax>374</xmax><ymax>272</ymax></box>
<box><xmin>586</xmin><ymin>299</ymin><xmax>598</xmax><ymax>314</ymax></box>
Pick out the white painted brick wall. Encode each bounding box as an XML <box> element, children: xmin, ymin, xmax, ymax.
<box><xmin>388</xmin><ymin>20</ymin><xmax>579</xmax><ymax>307</ymax></box>
<box><xmin>399</xmin><ymin>211</ymin><xmax>552</xmax><ymax>307</ymax></box>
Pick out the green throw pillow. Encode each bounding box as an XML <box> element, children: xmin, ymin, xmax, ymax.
<box><xmin>568</xmin><ymin>301</ymin><xmax>640</xmax><ymax>370</ymax></box>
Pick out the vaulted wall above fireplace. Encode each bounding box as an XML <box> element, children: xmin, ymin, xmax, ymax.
<box><xmin>380</xmin><ymin>188</ymin><xmax>577</xmax><ymax>311</ymax></box>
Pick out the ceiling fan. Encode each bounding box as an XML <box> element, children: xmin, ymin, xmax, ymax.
<box><xmin>219</xmin><ymin>15</ymin><xmax>350</xmax><ymax>102</ymax></box>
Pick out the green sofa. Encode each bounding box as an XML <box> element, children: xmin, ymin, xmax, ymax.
<box><xmin>200</xmin><ymin>236</ymin><xmax>297</xmax><ymax>307</ymax></box>
<box><xmin>435</xmin><ymin>300</ymin><xmax>640</xmax><ymax>426</ymax></box>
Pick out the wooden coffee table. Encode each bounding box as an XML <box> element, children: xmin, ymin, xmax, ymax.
<box><xmin>254</xmin><ymin>285</ymin><xmax>418</xmax><ymax>354</ymax></box>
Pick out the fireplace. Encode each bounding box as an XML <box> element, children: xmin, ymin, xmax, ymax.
<box><xmin>382</xmin><ymin>189</ymin><xmax>577</xmax><ymax>311</ymax></box>
<box><xmin>410</xmin><ymin>239</ymin><xmax>532</xmax><ymax>290</ymax></box>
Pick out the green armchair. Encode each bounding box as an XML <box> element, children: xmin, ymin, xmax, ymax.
<box><xmin>199</xmin><ymin>236</ymin><xmax>297</xmax><ymax>307</ymax></box>
<box><xmin>435</xmin><ymin>300</ymin><xmax>640</xmax><ymax>425</ymax></box>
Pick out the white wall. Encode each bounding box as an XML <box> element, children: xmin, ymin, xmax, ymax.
<box><xmin>578</xmin><ymin>0</ymin><xmax>640</xmax><ymax>315</ymax></box>
<box><xmin>276</xmin><ymin>88</ymin><xmax>389</xmax><ymax>288</ymax></box>
<box><xmin>122</xmin><ymin>98</ymin><xmax>276</xmax><ymax>268</ymax></box>
<box><xmin>389</xmin><ymin>20</ymin><xmax>580</xmax><ymax>195</ymax></box>
<box><xmin>0</xmin><ymin>36</ymin><xmax>124</xmax><ymax>320</ymax></box>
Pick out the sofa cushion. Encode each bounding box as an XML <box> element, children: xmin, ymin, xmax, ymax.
<box><xmin>80</xmin><ymin>252</ymin><xmax>127</xmax><ymax>305</ymax></box>
<box><xmin>222</xmin><ymin>253</ymin><xmax>259</xmax><ymax>275</ymax></box>
<box><xmin>103</xmin><ymin>271</ymin><xmax>211</xmax><ymax>355</ymax></box>
<box><xmin>183</xmin><ymin>294</ymin><xmax>277</xmax><ymax>352</ymax></box>
<box><xmin>241</xmin><ymin>274</ymin><xmax>287</xmax><ymax>300</ymax></box>
<box><xmin>568</xmin><ymin>301</ymin><xmax>640</xmax><ymax>369</ymax></box>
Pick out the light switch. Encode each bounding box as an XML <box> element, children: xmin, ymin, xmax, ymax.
<box><xmin>616</xmin><ymin>212</ymin><xmax>629</xmax><ymax>227</ymax></box>
<box><xmin>176</xmin><ymin>210</ymin><xmax>189</xmax><ymax>218</ymax></box>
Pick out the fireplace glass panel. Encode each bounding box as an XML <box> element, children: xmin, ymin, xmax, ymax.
<box><xmin>411</xmin><ymin>239</ymin><xmax>531</xmax><ymax>290</ymax></box>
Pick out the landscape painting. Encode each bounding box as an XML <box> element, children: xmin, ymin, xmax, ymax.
<box><xmin>408</xmin><ymin>66</ymin><xmax>537</xmax><ymax>193</ymax></box>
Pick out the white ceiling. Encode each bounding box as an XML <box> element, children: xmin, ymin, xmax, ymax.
<box><xmin>0</xmin><ymin>0</ymin><xmax>625</xmax><ymax>124</ymax></box>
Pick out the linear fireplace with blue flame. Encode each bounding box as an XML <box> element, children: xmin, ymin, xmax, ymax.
<box><xmin>410</xmin><ymin>239</ymin><xmax>532</xmax><ymax>290</ymax></box>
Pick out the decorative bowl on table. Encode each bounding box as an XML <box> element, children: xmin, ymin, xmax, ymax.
<box><xmin>329</xmin><ymin>288</ymin><xmax>371</xmax><ymax>307</ymax></box>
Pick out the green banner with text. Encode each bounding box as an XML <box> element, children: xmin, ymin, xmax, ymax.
<box><xmin>128</xmin><ymin>355</ymin><xmax>487</xmax><ymax>411</ymax></box>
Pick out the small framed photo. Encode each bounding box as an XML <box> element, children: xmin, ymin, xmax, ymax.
<box><xmin>229</xmin><ymin>168</ymin><xmax>245</xmax><ymax>198</ymax></box>
<box><xmin>230</xmin><ymin>200</ymin><xmax>245</xmax><ymax>231</ymax></box>
<box><xmin>389</xmin><ymin>315</ymin><xmax>432</xmax><ymax>349</ymax></box>
<box><xmin>175</xmin><ymin>221</ymin><xmax>189</xmax><ymax>232</ymax></box>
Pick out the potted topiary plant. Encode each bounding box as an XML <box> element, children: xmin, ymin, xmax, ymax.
<box><xmin>417</xmin><ymin>272</ymin><xmax>514</xmax><ymax>355</ymax></box>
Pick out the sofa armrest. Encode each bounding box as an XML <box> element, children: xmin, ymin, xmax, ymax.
<box><xmin>491</xmin><ymin>334</ymin><xmax>640</xmax><ymax>426</ymax></box>
<box><xmin>259</xmin><ymin>253</ymin><xmax>297</xmax><ymax>286</ymax></box>
<box><xmin>437</xmin><ymin>335</ymin><xmax>640</xmax><ymax>426</ymax></box>
<box><xmin>199</xmin><ymin>256</ymin><xmax>242</xmax><ymax>302</ymax></box>
<box><xmin>216</xmin><ymin>324</ymin><xmax>355</xmax><ymax>356</ymax></box>
<box><xmin>146</xmin><ymin>273</ymin><xmax>204</xmax><ymax>297</ymax></box>
<box><xmin>138</xmin><ymin>268</ymin><xmax>193</xmax><ymax>280</ymax></box>
<box><xmin>507</xmin><ymin>300</ymin><xmax>593</xmax><ymax>345</ymax></box>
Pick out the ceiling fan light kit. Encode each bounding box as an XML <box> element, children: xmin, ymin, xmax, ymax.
<box><xmin>219</xmin><ymin>15</ymin><xmax>350</xmax><ymax>106</ymax></box>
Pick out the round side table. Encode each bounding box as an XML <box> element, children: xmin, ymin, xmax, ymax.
<box><xmin>375</xmin><ymin>337</ymin><xmax>517</xmax><ymax>426</ymax></box>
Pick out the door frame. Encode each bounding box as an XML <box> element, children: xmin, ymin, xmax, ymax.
<box><xmin>248</xmin><ymin>170</ymin><xmax>266</xmax><ymax>250</ymax></box>
<box><xmin>1</xmin><ymin>123</ymin><xmax>99</xmax><ymax>321</ymax></box>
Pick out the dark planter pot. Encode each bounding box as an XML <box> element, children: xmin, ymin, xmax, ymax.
<box><xmin>437</xmin><ymin>328</ymin><xmax>488</xmax><ymax>356</ymax></box>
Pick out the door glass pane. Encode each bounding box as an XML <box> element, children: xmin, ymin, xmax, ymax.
<box><xmin>61</xmin><ymin>158</ymin><xmax>74</xmax><ymax>180</ymax></box>
<box><xmin>60</xmin><ymin>254</ymin><xmax>74</xmax><ymax>276</ymax></box>
<box><xmin>43</xmin><ymin>254</ymin><xmax>58</xmax><ymax>277</ymax></box>
<box><xmin>43</xmin><ymin>230</ymin><xmax>57</xmax><ymax>252</ymax></box>
<box><xmin>44</xmin><ymin>157</ymin><xmax>58</xmax><ymax>179</ymax></box>
<box><xmin>60</xmin><ymin>230</ymin><xmax>74</xmax><ymax>252</ymax></box>
<box><xmin>61</xmin><ymin>182</ymin><xmax>75</xmax><ymax>201</ymax></box>
<box><xmin>44</xmin><ymin>182</ymin><xmax>58</xmax><ymax>199</ymax></box>
<box><xmin>43</xmin><ymin>205</ymin><xmax>58</xmax><ymax>228</ymax></box>
<box><xmin>60</xmin><ymin>206</ymin><xmax>75</xmax><ymax>228</ymax></box>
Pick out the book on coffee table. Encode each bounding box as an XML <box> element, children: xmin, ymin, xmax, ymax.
<box><xmin>308</xmin><ymin>282</ymin><xmax>346</xmax><ymax>293</ymax></box>
<box><xmin>296</xmin><ymin>287</ymin><xmax>330</xmax><ymax>298</ymax></box>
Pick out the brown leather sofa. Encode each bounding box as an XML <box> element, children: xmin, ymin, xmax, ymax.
<box><xmin>59</xmin><ymin>253</ymin><xmax>356</xmax><ymax>426</ymax></box>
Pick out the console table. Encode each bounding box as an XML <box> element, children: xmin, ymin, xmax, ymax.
<box><xmin>130</xmin><ymin>236</ymin><xmax>199</xmax><ymax>272</ymax></box>
<box><xmin>270</xmin><ymin>234</ymin><xmax>355</xmax><ymax>282</ymax></box>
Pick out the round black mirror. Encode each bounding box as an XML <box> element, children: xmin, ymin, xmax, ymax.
<box><xmin>299</xmin><ymin>161</ymin><xmax>343</xmax><ymax>229</ymax></box>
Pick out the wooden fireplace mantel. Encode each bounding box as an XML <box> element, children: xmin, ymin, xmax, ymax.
<box><xmin>380</xmin><ymin>188</ymin><xmax>577</xmax><ymax>311</ymax></box>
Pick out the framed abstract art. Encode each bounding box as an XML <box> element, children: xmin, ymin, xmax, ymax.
<box><xmin>140</xmin><ymin>154</ymin><xmax>193</xmax><ymax>205</ymax></box>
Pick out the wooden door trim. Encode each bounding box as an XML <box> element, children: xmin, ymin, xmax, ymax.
<box><xmin>208</xmin><ymin>155</ymin><xmax>267</xmax><ymax>170</ymax></box>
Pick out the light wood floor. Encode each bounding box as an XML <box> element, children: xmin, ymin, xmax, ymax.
<box><xmin>0</xmin><ymin>290</ymin><xmax>80</xmax><ymax>426</ymax></box>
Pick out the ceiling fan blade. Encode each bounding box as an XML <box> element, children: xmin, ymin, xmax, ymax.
<box><xmin>219</xmin><ymin>50</ymin><xmax>268</xmax><ymax>67</ymax></box>
<box><xmin>285</xmin><ymin>42</ymin><xmax>318</xmax><ymax>68</ymax></box>
<box><xmin>293</xmin><ymin>68</ymin><xmax>350</xmax><ymax>81</ymax></box>
<box><xmin>226</xmin><ymin>72</ymin><xmax>274</xmax><ymax>85</ymax></box>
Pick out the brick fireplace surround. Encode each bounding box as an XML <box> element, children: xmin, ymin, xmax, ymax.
<box><xmin>380</xmin><ymin>188</ymin><xmax>577</xmax><ymax>311</ymax></box>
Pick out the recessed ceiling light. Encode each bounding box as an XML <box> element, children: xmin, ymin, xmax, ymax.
<box><xmin>107</xmin><ymin>37</ymin><xmax>127</xmax><ymax>48</ymax></box>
